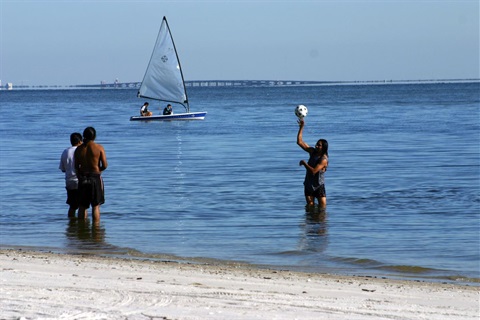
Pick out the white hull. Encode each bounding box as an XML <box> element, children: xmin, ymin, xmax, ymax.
<box><xmin>130</xmin><ymin>111</ymin><xmax>206</xmax><ymax>121</ymax></box>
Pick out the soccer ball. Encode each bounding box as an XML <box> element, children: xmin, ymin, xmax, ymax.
<box><xmin>295</xmin><ymin>105</ymin><xmax>308</xmax><ymax>118</ymax></box>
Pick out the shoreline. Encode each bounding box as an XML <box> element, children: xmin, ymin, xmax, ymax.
<box><xmin>2</xmin><ymin>243</ymin><xmax>478</xmax><ymax>286</ymax></box>
<box><xmin>1</xmin><ymin>249</ymin><xmax>478</xmax><ymax>319</ymax></box>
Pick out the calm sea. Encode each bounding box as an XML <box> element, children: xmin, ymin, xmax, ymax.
<box><xmin>1</xmin><ymin>82</ymin><xmax>479</xmax><ymax>285</ymax></box>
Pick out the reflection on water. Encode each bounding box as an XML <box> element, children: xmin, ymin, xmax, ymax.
<box><xmin>65</xmin><ymin>219</ymin><xmax>106</xmax><ymax>250</ymax></box>
<box><xmin>305</xmin><ymin>209</ymin><xmax>328</xmax><ymax>236</ymax></box>
<box><xmin>298</xmin><ymin>208</ymin><xmax>329</xmax><ymax>253</ymax></box>
<box><xmin>173</xmin><ymin>127</ymin><xmax>188</xmax><ymax>208</ymax></box>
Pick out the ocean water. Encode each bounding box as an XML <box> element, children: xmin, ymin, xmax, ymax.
<box><xmin>0</xmin><ymin>82</ymin><xmax>479</xmax><ymax>285</ymax></box>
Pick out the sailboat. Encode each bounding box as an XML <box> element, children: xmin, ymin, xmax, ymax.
<box><xmin>130</xmin><ymin>17</ymin><xmax>207</xmax><ymax>121</ymax></box>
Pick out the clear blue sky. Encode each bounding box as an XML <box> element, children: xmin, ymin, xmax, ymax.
<box><xmin>1</xmin><ymin>0</ymin><xmax>478</xmax><ymax>86</ymax></box>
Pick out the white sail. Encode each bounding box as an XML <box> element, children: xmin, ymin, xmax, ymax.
<box><xmin>138</xmin><ymin>17</ymin><xmax>188</xmax><ymax>108</ymax></box>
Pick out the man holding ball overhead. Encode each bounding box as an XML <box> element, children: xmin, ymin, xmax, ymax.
<box><xmin>296</xmin><ymin>106</ymin><xmax>329</xmax><ymax>210</ymax></box>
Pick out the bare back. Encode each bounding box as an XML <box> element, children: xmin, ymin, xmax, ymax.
<box><xmin>74</xmin><ymin>140</ymin><xmax>107</xmax><ymax>175</ymax></box>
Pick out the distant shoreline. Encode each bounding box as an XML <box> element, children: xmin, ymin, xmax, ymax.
<box><xmin>2</xmin><ymin>78</ymin><xmax>479</xmax><ymax>90</ymax></box>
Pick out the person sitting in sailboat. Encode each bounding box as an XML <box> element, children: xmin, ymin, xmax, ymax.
<box><xmin>140</xmin><ymin>102</ymin><xmax>152</xmax><ymax>117</ymax></box>
<box><xmin>163</xmin><ymin>104</ymin><xmax>173</xmax><ymax>115</ymax></box>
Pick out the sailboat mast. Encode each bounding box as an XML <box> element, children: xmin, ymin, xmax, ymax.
<box><xmin>163</xmin><ymin>17</ymin><xmax>190</xmax><ymax>113</ymax></box>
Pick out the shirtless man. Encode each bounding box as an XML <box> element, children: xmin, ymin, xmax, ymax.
<box><xmin>74</xmin><ymin>127</ymin><xmax>108</xmax><ymax>221</ymax></box>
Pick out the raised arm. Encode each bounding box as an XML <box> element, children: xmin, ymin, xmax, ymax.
<box><xmin>297</xmin><ymin>119</ymin><xmax>310</xmax><ymax>152</ymax></box>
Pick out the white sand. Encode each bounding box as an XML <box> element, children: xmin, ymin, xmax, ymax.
<box><xmin>0</xmin><ymin>249</ymin><xmax>478</xmax><ymax>319</ymax></box>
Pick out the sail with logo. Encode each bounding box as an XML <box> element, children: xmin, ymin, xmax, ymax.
<box><xmin>130</xmin><ymin>16</ymin><xmax>207</xmax><ymax>121</ymax></box>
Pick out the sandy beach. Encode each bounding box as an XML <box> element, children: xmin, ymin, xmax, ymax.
<box><xmin>0</xmin><ymin>249</ymin><xmax>478</xmax><ymax>320</ymax></box>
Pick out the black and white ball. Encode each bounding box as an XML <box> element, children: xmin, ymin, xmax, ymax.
<box><xmin>295</xmin><ymin>104</ymin><xmax>308</xmax><ymax>118</ymax></box>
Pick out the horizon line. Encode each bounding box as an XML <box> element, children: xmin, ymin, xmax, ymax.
<box><xmin>2</xmin><ymin>78</ymin><xmax>479</xmax><ymax>89</ymax></box>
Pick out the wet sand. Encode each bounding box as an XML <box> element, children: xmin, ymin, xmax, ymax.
<box><xmin>0</xmin><ymin>249</ymin><xmax>478</xmax><ymax>319</ymax></box>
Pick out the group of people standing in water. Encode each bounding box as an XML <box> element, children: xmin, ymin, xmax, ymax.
<box><xmin>58</xmin><ymin>114</ymin><xmax>328</xmax><ymax>221</ymax></box>
<box><xmin>59</xmin><ymin>127</ymin><xmax>107</xmax><ymax>221</ymax></box>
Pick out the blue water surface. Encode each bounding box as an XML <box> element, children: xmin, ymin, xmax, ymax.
<box><xmin>0</xmin><ymin>82</ymin><xmax>479</xmax><ymax>284</ymax></box>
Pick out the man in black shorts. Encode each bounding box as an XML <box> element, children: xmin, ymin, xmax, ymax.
<box><xmin>74</xmin><ymin>127</ymin><xmax>108</xmax><ymax>221</ymax></box>
<box><xmin>297</xmin><ymin>119</ymin><xmax>329</xmax><ymax>209</ymax></box>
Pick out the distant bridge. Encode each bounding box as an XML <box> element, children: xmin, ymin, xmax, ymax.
<box><xmin>77</xmin><ymin>80</ymin><xmax>339</xmax><ymax>89</ymax></box>
<box><xmin>4</xmin><ymin>79</ymin><xmax>479</xmax><ymax>90</ymax></box>
<box><xmin>70</xmin><ymin>78</ymin><xmax>480</xmax><ymax>89</ymax></box>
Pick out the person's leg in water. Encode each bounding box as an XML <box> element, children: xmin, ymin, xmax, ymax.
<box><xmin>68</xmin><ymin>206</ymin><xmax>77</xmax><ymax>219</ymax></box>
<box><xmin>77</xmin><ymin>206</ymin><xmax>88</xmax><ymax>219</ymax></box>
<box><xmin>305</xmin><ymin>194</ymin><xmax>315</xmax><ymax>211</ymax></box>
<box><xmin>91</xmin><ymin>205</ymin><xmax>100</xmax><ymax>221</ymax></box>
<box><xmin>316</xmin><ymin>185</ymin><xmax>327</xmax><ymax>209</ymax></box>
<box><xmin>317</xmin><ymin>196</ymin><xmax>327</xmax><ymax>208</ymax></box>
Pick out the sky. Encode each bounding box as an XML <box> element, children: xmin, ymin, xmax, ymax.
<box><xmin>0</xmin><ymin>0</ymin><xmax>478</xmax><ymax>86</ymax></box>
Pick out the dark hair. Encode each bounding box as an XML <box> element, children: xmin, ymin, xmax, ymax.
<box><xmin>70</xmin><ymin>132</ymin><xmax>82</xmax><ymax>146</ymax></box>
<box><xmin>83</xmin><ymin>127</ymin><xmax>96</xmax><ymax>141</ymax></box>
<box><xmin>317</xmin><ymin>139</ymin><xmax>328</xmax><ymax>157</ymax></box>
